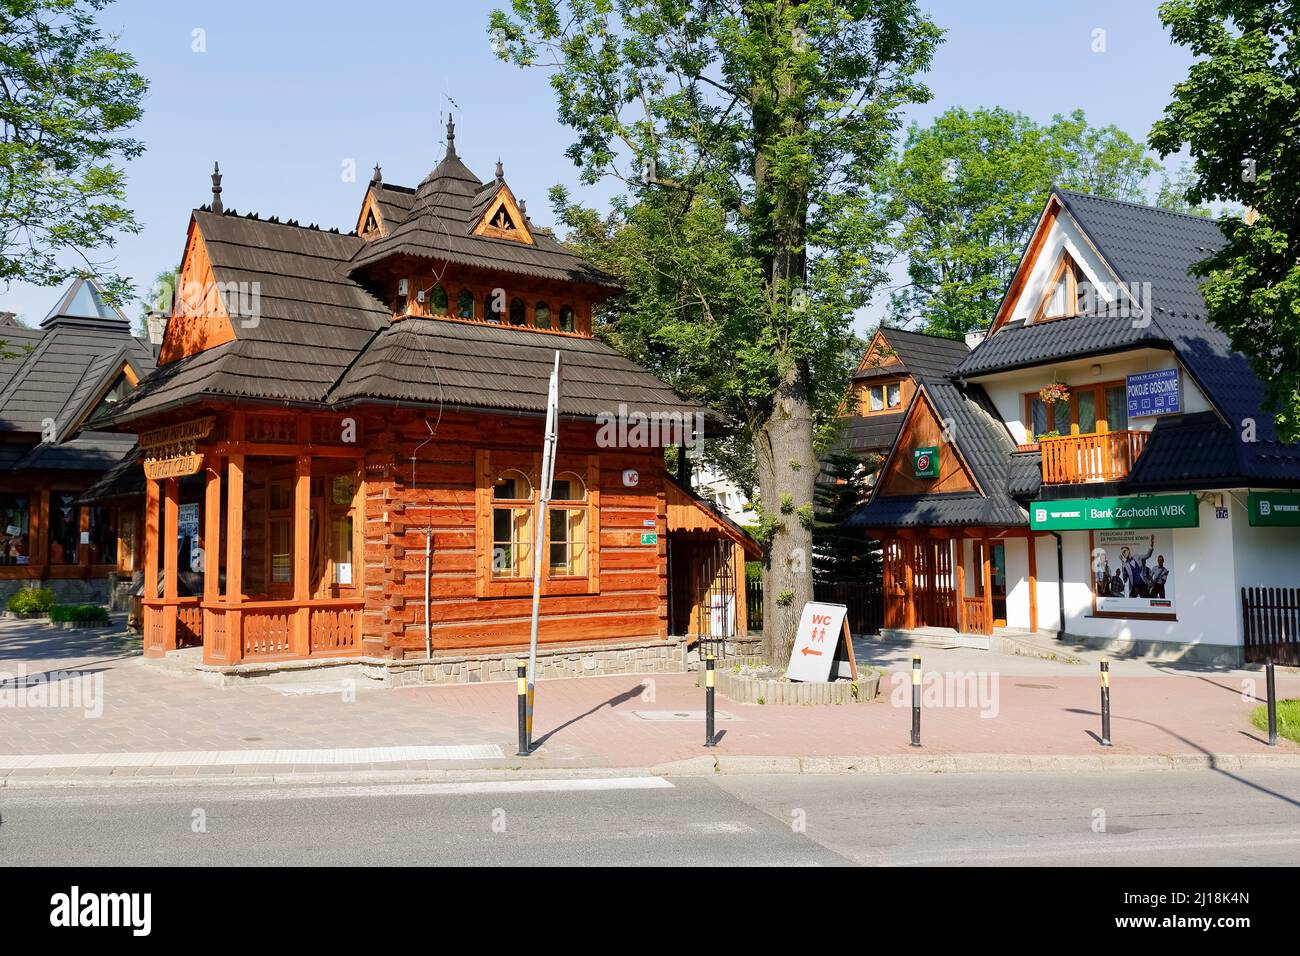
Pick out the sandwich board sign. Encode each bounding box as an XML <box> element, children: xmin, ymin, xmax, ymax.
<box><xmin>785</xmin><ymin>601</ymin><xmax>857</xmax><ymax>682</ymax></box>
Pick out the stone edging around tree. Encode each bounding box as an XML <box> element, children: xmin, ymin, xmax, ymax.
<box><xmin>715</xmin><ymin>668</ymin><xmax>880</xmax><ymax>705</ymax></box>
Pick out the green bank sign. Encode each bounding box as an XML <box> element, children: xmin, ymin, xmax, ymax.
<box><xmin>913</xmin><ymin>446</ymin><xmax>939</xmax><ymax>479</ymax></box>
<box><xmin>1029</xmin><ymin>494</ymin><xmax>1199</xmax><ymax>531</ymax></box>
<box><xmin>1248</xmin><ymin>492</ymin><xmax>1300</xmax><ymax>527</ymax></box>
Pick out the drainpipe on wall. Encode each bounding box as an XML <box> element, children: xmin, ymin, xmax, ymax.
<box><xmin>424</xmin><ymin>528</ymin><xmax>432</xmax><ymax>659</ymax></box>
<box><xmin>1050</xmin><ymin>531</ymin><xmax>1065</xmax><ymax>636</ymax></box>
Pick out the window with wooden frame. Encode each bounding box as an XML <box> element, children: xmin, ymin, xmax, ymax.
<box><xmin>1034</xmin><ymin>252</ymin><xmax>1088</xmax><ymax>322</ymax></box>
<box><xmin>427</xmin><ymin>285</ymin><xmax>449</xmax><ymax>316</ymax></box>
<box><xmin>267</xmin><ymin>479</ymin><xmax>292</xmax><ymax>591</ymax></box>
<box><xmin>1025</xmin><ymin>381</ymin><xmax>1129</xmax><ymax>439</ymax></box>
<box><xmin>534</xmin><ymin>301</ymin><xmax>551</xmax><ymax>329</ymax></box>
<box><xmin>860</xmin><ymin>379</ymin><xmax>903</xmax><ymax>415</ymax></box>
<box><xmin>456</xmin><ymin>289</ymin><xmax>476</xmax><ymax>320</ymax></box>
<box><xmin>548</xmin><ymin>472</ymin><xmax>589</xmax><ymax>576</ymax></box>
<box><xmin>476</xmin><ymin>451</ymin><xmax>600</xmax><ymax>598</ymax></box>
<box><xmin>558</xmin><ymin>305</ymin><xmax>575</xmax><ymax>333</ymax></box>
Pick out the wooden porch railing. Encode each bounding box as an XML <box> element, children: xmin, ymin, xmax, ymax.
<box><xmin>142</xmin><ymin>596</ymin><xmax>202</xmax><ymax>656</ymax></box>
<box><xmin>960</xmin><ymin>597</ymin><xmax>990</xmax><ymax>636</ymax></box>
<box><xmin>1041</xmin><ymin>429</ymin><xmax>1149</xmax><ymax>484</ymax></box>
<box><xmin>202</xmin><ymin>599</ymin><xmax>366</xmax><ymax>665</ymax></box>
<box><xmin>1242</xmin><ymin>586</ymin><xmax>1300</xmax><ymax>665</ymax></box>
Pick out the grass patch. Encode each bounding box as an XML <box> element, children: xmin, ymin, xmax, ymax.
<box><xmin>1250</xmin><ymin>699</ymin><xmax>1300</xmax><ymax>744</ymax></box>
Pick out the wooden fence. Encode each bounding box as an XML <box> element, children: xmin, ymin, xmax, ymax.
<box><xmin>1241</xmin><ymin>587</ymin><xmax>1300</xmax><ymax>665</ymax></box>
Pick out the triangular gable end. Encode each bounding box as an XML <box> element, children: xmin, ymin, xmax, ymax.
<box><xmin>854</xmin><ymin>328</ymin><xmax>903</xmax><ymax>375</ymax></box>
<box><xmin>159</xmin><ymin>219</ymin><xmax>237</xmax><ymax>365</ymax></box>
<box><xmin>67</xmin><ymin>362</ymin><xmax>141</xmax><ymax>437</ymax></box>
<box><xmin>871</xmin><ymin>386</ymin><xmax>981</xmax><ymax>499</ymax></box>
<box><xmin>473</xmin><ymin>185</ymin><xmax>534</xmax><ymax>245</ymax></box>
<box><xmin>356</xmin><ymin>190</ymin><xmax>386</xmax><ymax>239</ymax></box>
<box><xmin>988</xmin><ymin>194</ymin><xmax>1062</xmax><ymax>335</ymax></box>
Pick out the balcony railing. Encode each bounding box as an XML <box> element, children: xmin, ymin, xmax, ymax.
<box><xmin>1040</xmin><ymin>429</ymin><xmax>1149</xmax><ymax>484</ymax></box>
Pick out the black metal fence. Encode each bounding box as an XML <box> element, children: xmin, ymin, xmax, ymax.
<box><xmin>744</xmin><ymin>579</ymin><xmax>883</xmax><ymax>636</ymax></box>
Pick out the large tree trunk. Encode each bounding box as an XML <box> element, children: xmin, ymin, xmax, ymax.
<box><xmin>757</xmin><ymin>358</ymin><xmax>815</xmax><ymax>665</ymax></box>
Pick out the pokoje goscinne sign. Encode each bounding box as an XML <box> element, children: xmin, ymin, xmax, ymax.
<box><xmin>1029</xmin><ymin>494</ymin><xmax>1199</xmax><ymax>531</ymax></box>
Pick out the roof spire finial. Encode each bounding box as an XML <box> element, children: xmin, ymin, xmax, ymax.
<box><xmin>495</xmin><ymin>158</ymin><xmax>504</xmax><ymax>184</ymax></box>
<box><xmin>445</xmin><ymin>114</ymin><xmax>457</xmax><ymax>158</ymax></box>
<box><xmin>210</xmin><ymin>161</ymin><xmax>223</xmax><ymax>214</ymax></box>
<box><xmin>371</xmin><ymin>162</ymin><xmax>382</xmax><ymax>185</ymax></box>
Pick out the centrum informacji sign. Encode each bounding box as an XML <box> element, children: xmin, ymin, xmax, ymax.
<box><xmin>1029</xmin><ymin>494</ymin><xmax>1199</xmax><ymax>531</ymax></box>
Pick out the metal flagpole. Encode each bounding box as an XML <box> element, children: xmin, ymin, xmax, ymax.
<box><xmin>525</xmin><ymin>351</ymin><xmax>562</xmax><ymax>751</ymax></box>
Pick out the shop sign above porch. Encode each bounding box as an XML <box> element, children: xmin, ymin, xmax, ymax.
<box><xmin>139</xmin><ymin>415</ymin><xmax>214</xmax><ymax>480</ymax></box>
<box><xmin>912</xmin><ymin>446</ymin><xmax>939</xmax><ymax>479</ymax></box>
<box><xmin>1248</xmin><ymin>492</ymin><xmax>1300</xmax><ymax>527</ymax></box>
<box><xmin>1029</xmin><ymin>494</ymin><xmax>1199</xmax><ymax>531</ymax></box>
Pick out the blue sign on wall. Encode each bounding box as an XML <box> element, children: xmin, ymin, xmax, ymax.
<box><xmin>1126</xmin><ymin>368</ymin><xmax>1181</xmax><ymax>419</ymax></box>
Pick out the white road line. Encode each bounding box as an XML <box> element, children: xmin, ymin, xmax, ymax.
<box><xmin>242</xmin><ymin>776</ymin><xmax>677</xmax><ymax>799</ymax></box>
<box><xmin>0</xmin><ymin>744</ymin><xmax>504</xmax><ymax>769</ymax></box>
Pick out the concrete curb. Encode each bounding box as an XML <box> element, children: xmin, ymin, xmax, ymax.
<box><xmin>3</xmin><ymin>751</ymin><xmax>1298</xmax><ymax>790</ymax></box>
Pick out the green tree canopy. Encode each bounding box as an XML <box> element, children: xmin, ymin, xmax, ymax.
<box><xmin>491</xmin><ymin>0</ymin><xmax>942</xmax><ymax>661</ymax></box>
<box><xmin>1150</xmin><ymin>0</ymin><xmax>1300</xmax><ymax>442</ymax></box>
<box><xmin>883</xmin><ymin>107</ymin><xmax>1159</xmax><ymax>338</ymax></box>
<box><xmin>0</xmin><ymin>0</ymin><xmax>147</xmax><ymax>304</ymax></box>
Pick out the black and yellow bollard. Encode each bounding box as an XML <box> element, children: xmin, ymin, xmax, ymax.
<box><xmin>1266</xmin><ymin>660</ymin><xmax>1278</xmax><ymax>747</ymax></box>
<box><xmin>1100</xmin><ymin>659</ymin><xmax>1112</xmax><ymax>747</ymax></box>
<box><xmin>910</xmin><ymin>656</ymin><xmax>922</xmax><ymax>748</ymax></box>
<box><xmin>704</xmin><ymin>655</ymin><xmax>716</xmax><ymax>747</ymax></box>
<box><xmin>515</xmin><ymin>661</ymin><xmax>530</xmax><ymax>756</ymax></box>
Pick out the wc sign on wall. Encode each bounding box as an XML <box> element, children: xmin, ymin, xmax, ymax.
<box><xmin>785</xmin><ymin>602</ymin><xmax>857</xmax><ymax>682</ymax></box>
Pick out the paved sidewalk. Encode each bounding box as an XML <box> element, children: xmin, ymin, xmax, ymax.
<box><xmin>1</xmin><ymin>617</ymin><xmax>1296</xmax><ymax>785</ymax></box>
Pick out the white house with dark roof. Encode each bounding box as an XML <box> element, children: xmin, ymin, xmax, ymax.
<box><xmin>849</xmin><ymin>188</ymin><xmax>1300</xmax><ymax>666</ymax></box>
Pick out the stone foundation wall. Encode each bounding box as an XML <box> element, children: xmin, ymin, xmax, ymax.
<box><xmin>0</xmin><ymin>578</ymin><xmax>110</xmax><ymax>605</ymax></box>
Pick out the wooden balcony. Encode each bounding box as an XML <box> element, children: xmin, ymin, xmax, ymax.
<box><xmin>1040</xmin><ymin>429</ymin><xmax>1149</xmax><ymax>484</ymax></box>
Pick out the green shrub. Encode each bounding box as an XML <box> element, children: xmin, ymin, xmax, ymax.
<box><xmin>48</xmin><ymin>604</ymin><xmax>109</xmax><ymax>625</ymax></box>
<box><xmin>6</xmin><ymin>587</ymin><xmax>56</xmax><ymax>615</ymax></box>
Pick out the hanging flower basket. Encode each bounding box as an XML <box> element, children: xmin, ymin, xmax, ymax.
<box><xmin>1038</xmin><ymin>382</ymin><xmax>1071</xmax><ymax>404</ymax></box>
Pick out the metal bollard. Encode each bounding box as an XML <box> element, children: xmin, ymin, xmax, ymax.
<box><xmin>1266</xmin><ymin>660</ymin><xmax>1278</xmax><ymax>747</ymax></box>
<box><xmin>1100</xmin><ymin>659</ymin><xmax>1112</xmax><ymax>747</ymax></box>
<box><xmin>515</xmin><ymin>661</ymin><xmax>529</xmax><ymax>756</ymax></box>
<box><xmin>910</xmin><ymin>656</ymin><xmax>921</xmax><ymax>747</ymax></box>
<box><xmin>704</xmin><ymin>655</ymin><xmax>716</xmax><ymax>747</ymax></box>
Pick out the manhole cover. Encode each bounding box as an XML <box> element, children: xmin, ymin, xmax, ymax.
<box><xmin>1015</xmin><ymin>683</ymin><xmax>1057</xmax><ymax>690</ymax></box>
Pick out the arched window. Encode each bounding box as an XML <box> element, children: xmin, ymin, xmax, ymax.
<box><xmin>534</xmin><ymin>301</ymin><xmax>551</xmax><ymax>329</ymax></box>
<box><xmin>548</xmin><ymin>471</ymin><xmax>588</xmax><ymax>576</ymax></box>
<box><xmin>428</xmin><ymin>285</ymin><xmax>449</xmax><ymax>316</ymax></box>
<box><xmin>486</xmin><ymin>290</ymin><xmax>504</xmax><ymax>323</ymax></box>
<box><xmin>492</xmin><ymin>469</ymin><xmax>533</xmax><ymax>578</ymax></box>
<box><xmin>457</xmin><ymin>289</ymin><xmax>476</xmax><ymax>320</ymax></box>
<box><xmin>509</xmin><ymin>297</ymin><xmax>527</xmax><ymax>326</ymax></box>
<box><xmin>558</xmin><ymin>305</ymin><xmax>575</xmax><ymax>333</ymax></box>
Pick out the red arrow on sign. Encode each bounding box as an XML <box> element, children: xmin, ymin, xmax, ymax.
<box><xmin>800</xmin><ymin>647</ymin><xmax>823</xmax><ymax>657</ymax></box>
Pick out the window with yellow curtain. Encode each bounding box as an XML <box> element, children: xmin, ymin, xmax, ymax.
<box><xmin>492</xmin><ymin>469</ymin><xmax>534</xmax><ymax>578</ymax></box>
<box><xmin>548</xmin><ymin>472</ymin><xmax>588</xmax><ymax>576</ymax></box>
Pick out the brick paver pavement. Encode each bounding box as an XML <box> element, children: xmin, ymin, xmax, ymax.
<box><xmin>1</xmin><ymin>617</ymin><xmax>1296</xmax><ymax>779</ymax></box>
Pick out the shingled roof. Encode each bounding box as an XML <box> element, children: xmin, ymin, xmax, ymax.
<box><xmin>855</xmin><ymin>327</ymin><xmax>969</xmax><ymax>381</ymax></box>
<box><xmin>329</xmin><ymin>317</ymin><xmax>712</xmax><ymax>421</ymax></box>
<box><xmin>846</xmin><ymin>377</ymin><xmax>1026</xmax><ymax>529</ymax></box>
<box><xmin>347</xmin><ymin>118</ymin><xmax>618</xmax><ymax>289</ymax></box>
<box><xmin>0</xmin><ymin>278</ymin><xmax>155</xmax><ymax>473</ymax></box>
<box><xmin>955</xmin><ymin>187</ymin><xmax>1300</xmax><ymax>488</ymax></box>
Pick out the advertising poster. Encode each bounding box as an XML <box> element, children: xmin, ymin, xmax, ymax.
<box><xmin>1090</xmin><ymin>529</ymin><xmax>1175</xmax><ymax>615</ymax></box>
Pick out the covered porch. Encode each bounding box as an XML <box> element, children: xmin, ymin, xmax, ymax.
<box><xmin>878</xmin><ymin>526</ymin><xmax>1046</xmax><ymax>637</ymax></box>
<box><xmin>139</xmin><ymin>410</ymin><xmax>367</xmax><ymax>666</ymax></box>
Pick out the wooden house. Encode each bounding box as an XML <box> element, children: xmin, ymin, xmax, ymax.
<box><xmin>95</xmin><ymin>122</ymin><xmax>757</xmax><ymax>669</ymax></box>
<box><xmin>834</xmin><ymin>327</ymin><xmax>969</xmax><ymax>472</ymax></box>
<box><xmin>0</xmin><ymin>280</ymin><xmax>155</xmax><ymax>603</ymax></box>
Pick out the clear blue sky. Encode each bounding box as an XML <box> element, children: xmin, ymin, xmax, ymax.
<box><xmin>3</xmin><ymin>0</ymin><xmax>1197</xmax><ymax>332</ymax></box>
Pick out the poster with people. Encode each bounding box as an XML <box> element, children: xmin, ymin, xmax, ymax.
<box><xmin>1091</xmin><ymin>529</ymin><xmax>1174</xmax><ymax>614</ymax></box>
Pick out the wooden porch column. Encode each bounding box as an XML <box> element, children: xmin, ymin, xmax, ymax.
<box><xmin>1027</xmin><ymin>530</ymin><xmax>1039</xmax><ymax>633</ymax></box>
<box><xmin>203</xmin><ymin>459</ymin><xmax>222</xmax><ymax>603</ymax></box>
<box><xmin>901</xmin><ymin>533</ymin><xmax>916</xmax><ymax>630</ymax></box>
<box><xmin>225</xmin><ymin>454</ymin><xmax>245</xmax><ymax>664</ymax></box>
<box><xmin>162</xmin><ymin>478</ymin><xmax>180</xmax><ymax>651</ymax></box>
<box><xmin>955</xmin><ymin>535</ymin><xmax>967</xmax><ymax>634</ymax></box>
<box><xmin>981</xmin><ymin>530</ymin><xmax>993</xmax><ymax>637</ymax></box>
<box><xmin>78</xmin><ymin>505</ymin><xmax>91</xmax><ymax>569</ymax></box>
<box><xmin>144</xmin><ymin>480</ymin><xmax>159</xmax><ymax>598</ymax></box>
<box><xmin>292</xmin><ymin>454</ymin><xmax>312</xmax><ymax>657</ymax></box>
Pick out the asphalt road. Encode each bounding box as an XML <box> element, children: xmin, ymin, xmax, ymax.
<box><xmin>1</xmin><ymin>769</ymin><xmax>1298</xmax><ymax>866</ymax></box>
